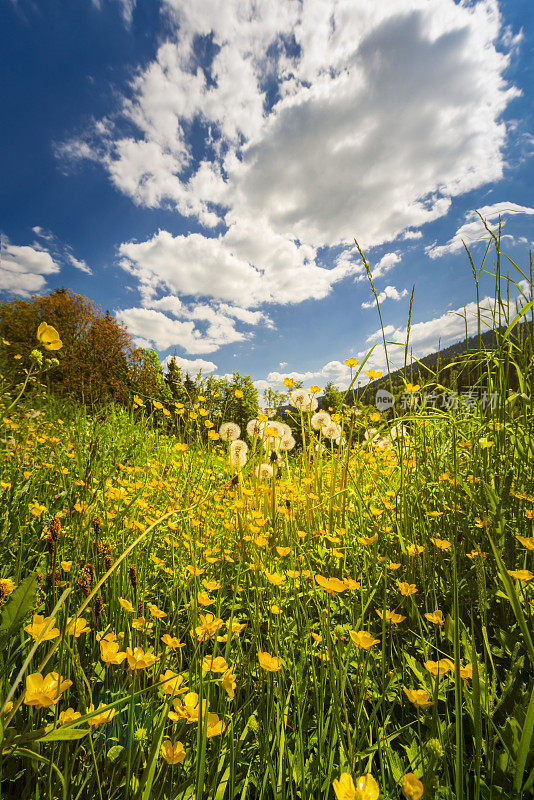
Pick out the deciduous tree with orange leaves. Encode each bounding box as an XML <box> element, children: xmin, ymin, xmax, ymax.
<box><xmin>0</xmin><ymin>288</ymin><xmax>132</xmax><ymax>406</ymax></box>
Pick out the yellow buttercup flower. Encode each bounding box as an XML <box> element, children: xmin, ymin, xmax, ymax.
<box><xmin>24</xmin><ymin>615</ymin><xmax>60</xmax><ymax>642</ymax></box>
<box><xmin>333</xmin><ymin>772</ymin><xmax>379</xmax><ymax>800</ymax></box>
<box><xmin>424</xmin><ymin>610</ymin><xmax>444</xmax><ymax>626</ymax></box>
<box><xmin>343</xmin><ymin>357</ymin><xmax>359</xmax><ymax>368</ymax></box>
<box><xmin>221</xmin><ymin>669</ymin><xmax>236</xmax><ymax>700</ymax></box>
<box><xmin>161</xmin><ymin>634</ymin><xmax>185</xmax><ymax>649</ymax></box>
<box><xmin>118</xmin><ymin>597</ymin><xmax>135</xmax><ymax>612</ymax></box>
<box><xmin>87</xmin><ymin>703</ymin><xmax>116</xmax><ymax>727</ymax></box>
<box><xmin>349</xmin><ymin>630</ymin><xmax>380</xmax><ymax>650</ymax></box>
<box><xmin>160</xmin><ymin>670</ymin><xmax>188</xmax><ymax>696</ymax></box>
<box><xmin>403</xmin><ymin>687</ymin><xmax>433</xmax><ymax>709</ymax></box>
<box><xmin>161</xmin><ymin>739</ymin><xmax>186</xmax><ymax>765</ymax></box>
<box><xmin>125</xmin><ymin>646</ymin><xmax>159</xmax><ymax>670</ymax></box>
<box><xmin>315</xmin><ymin>574</ymin><xmax>346</xmax><ymax>594</ymax></box>
<box><xmin>24</xmin><ymin>672</ymin><xmax>72</xmax><ymax>708</ymax></box>
<box><xmin>202</xmin><ymin>656</ymin><xmax>229</xmax><ymax>673</ymax></box>
<box><xmin>100</xmin><ymin>639</ymin><xmax>127</xmax><ymax>666</ymax></box>
<box><xmin>402</xmin><ymin>773</ymin><xmax>424</xmax><ymax>800</ymax></box>
<box><xmin>508</xmin><ymin>569</ymin><xmax>534</xmax><ymax>581</ymax></box>
<box><xmin>258</xmin><ymin>651</ymin><xmax>282</xmax><ymax>672</ymax></box>
<box><xmin>58</xmin><ymin>707</ymin><xmax>82</xmax><ymax>725</ymax></box>
<box><xmin>66</xmin><ymin>617</ymin><xmax>90</xmax><ymax>637</ymax></box>
<box><xmin>398</xmin><ymin>582</ymin><xmax>417</xmax><ymax>597</ymax></box>
<box><xmin>36</xmin><ymin>322</ymin><xmax>62</xmax><ymax>351</ymax></box>
<box><xmin>424</xmin><ymin>659</ymin><xmax>454</xmax><ymax>678</ymax></box>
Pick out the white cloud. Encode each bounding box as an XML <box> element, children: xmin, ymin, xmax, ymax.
<box><xmin>371</xmin><ymin>252</ymin><xmax>401</xmax><ymax>281</ymax></box>
<box><xmin>161</xmin><ymin>354</ymin><xmax>217</xmax><ymax>375</ymax></box>
<box><xmin>0</xmin><ymin>238</ymin><xmax>60</xmax><ymax>297</ymax></box>
<box><xmin>361</xmin><ymin>284</ymin><xmax>408</xmax><ymax>309</ymax></box>
<box><xmin>62</xmin><ymin>0</ymin><xmax>520</xmax><ymax>323</ymax></box>
<box><xmin>426</xmin><ymin>202</ymin><xmax>534</xmax><ymax>258</ymax></box>
<box><xmin>67</xmin><ymin>254</ymin><xmax>93</xmax><ymax>275</ymax></box>
<box><xmin>402</xmin><ymin>230</ymin><xmax>423</xmax><ymax>240</ymax></box>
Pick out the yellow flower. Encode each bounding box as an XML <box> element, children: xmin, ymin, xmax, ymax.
<box><xmin>195</xmin><ymin>613</ymin><xmax>223</xmax><ymax>641</ymax></box>
<box><xmin>202</xmin><ymin>656</ymin><xmax>229</xmax><ymax>673</ymax></box>
<box><xmin>376</xmin><ymin>609</ymin><xmax>406</xmax><ymax>625</ymax></box>
<box><xmin>398</xmin><ymin>582</ymin><xmax>417</xmax><ymax>597</ymax></box>
<box><xmin>170</xmin><ymin>692</ymin><xmax>207</xmax><ymax>723</ymax></box>
<box><xmin>118</xmin><ymin>597</ymin><xmax>135</xmax><ymax>612</ymax></box>
<box><xmin>148</xmin><ymin>602</ymin><xmax>167</xmax><ymax>619</ymax></box>
<box><xmin>161</xmin><ymin>634</ymin><xmax>185</xmax><ymax>650</ymax></box>
<box><xmin>265</xmin><ymin>571</ymin><xmax>285</xmax><ymax>586</ymax></box>
<box><xmin>66</xmin><ymin>617</ymin><xmax>91</xmax><ymax>637</ymax></box>
<box><xmin>24</xmin><ymin>615</ymin><xmax>60</xmax><ymax>642</ymax></box>
<box><xmin>36</xmin><ymin>322</ymin><xmax>62</xmax><ymax>351</ymax></box>
<box><xmin>431</xmin><ymin>537</ymin><xmax>451</xmax><ymax>550</ymax></box>
<box><xmin>310</xmin><ymin>385</ymin><xmax>321</xmax><ymax>393</ymax></box>
<box><xmin>407</xmin><ymin>544</ymin><xmax>424</xmax><ymax>556</ymax></box>
<box><xmin>58</xmin><ymin>707</ymin><xmax>82</xmax><ymax>725</ymax></box>
<box><xmin>459</xmin><ymin>663</ymin><xmax>473</xmax><ymax>681</ymax></box>
<box><xmin>315</xmin><ymin>574</ymin><xmax>346</xmax><ymax>594</ymax></box>
<box><xmin>516</xmin><ymin>535</ymin><xmax>534</xmax><ymax>550</ymax></box>
<box><xmin>365</xmin><ymin>369</ymin><xmax>382</xmax><ymax>381</ymax></box>
<box><xmin>404</xmin><ymin>383</ymin><xmax>420</xmax><ymax>393</ymax></box>
<box><xmin>24</xmin><ymin>672</ymin><xmax>72</xmax><ymax>708</ymax></box>
<box><xmin>508</xmin><ymin>569</ymin><xmax>534</xmax><ymax>581</ymax></box>
<box><xmin>205</xmin><ymin>712</ymin><xmax>225</xmax><ymax>738</ymax></box>
<box><xmin>160</xmin><ymin>739</ymin><xmax>186</xmax><ymax>765</ymax></box>
<box><xmin>202</xmin><ymin>579</ymin><xmax>220</xmax><ymax>591</ymax></box>
<box><xmin>133</xmin><ymin>395</ymin><xmax>143</xmax><ymax>407</ymax></box>
<box><xmin>125</xmin><ymin>646</ymin><xmax>160</xmax><ymax>671</ymax></box>
<box><xmin>424</xmin><ymin>610</ymin><xmax>444</xmax><ymax>626</ymax></box>
<box><xmin>349</xmin><ymin>630</ymin><xmax>380</xmax><ymax>650</ymax></box>
<box><xmin>87</xmin><ymin>703</ymin><xmax>116</xmax><ymax>727</ymax></box>
<box><xmin>160</xmin><ymin>670</ymin><xmax>188</xmax><ymax>696</ymax></box>
<box><xmin>234</xmin><ymin>390</ymin><xmax>244</xmax><ymax>398</ymax></box>
<box><xmin>333</xmin><ymin>772</ymin><xmax>379</xmax><ymax>800</ymax></box>
<box><xmin>424</xmin><ymin>659</ymin><xmax>454</xmax><ymax>678</ymax></box>
<box><xmin>358</xmin><ymin>534</ymin><xmax>378</xmax><ymax>546</ymax></box>
<box><xmin>197</xmin><ymin>591</ymin><xmax>214</xmax><ymax>607</ymax></box>
<box><xmin>402</xmin><ymin>773</ymin><xmax>424</xmax><ymax>800</ymax></box>
<box><xmin>60</xmin><ymin>560</ymin><xmax>73</xmax><ymax>572</ymax></box>
<box><xmin>344</xmin><ymin>578</ymin><xmax>360</xmax><ymax>590</ymax></box>
<box><xmin>343</xmin><ymin>357</ymin><xmax>359</xmax><ymax>368</ymax></box>
<box><xmin>258</xmin><ymin>651</ymin><xmax>282</xmax><ymax>672</ymax></box>
<box><xmin>131</xmin><ymin>617</ymin><xmax>154</xmax><ymax>634</ymax></box>
<box><xmin>100</xmin><ymin>639</ymin><xmax>127</xmax><ymax>666</ymax></box>
<box><xmin>403</xmin><ymin>687</ymin><xmax>433</xmax><ymax>708</ymax></box>
<box><xmin>0</xmin><ymin>578</ymin><xmax>15</xmax><ymax>595</ymax></box>
<box><xmin>221</xmin><ymin>669</ymin><xmax>236</xmax><ymax>700</ymax></box>
<box><xmin>275</xmin><ymin>546</ymin><xmax>291</xmax><ymax>556</ymax></box>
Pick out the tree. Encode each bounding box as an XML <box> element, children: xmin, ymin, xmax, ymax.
<box><xmin>320</xmin><ymin>381</ymin><xmax>344</xmax><ymax>413</ymax></box>
<box><xmin>0</xmin><ymin>289</ymin><xmax>132</xmax><ymax>406</ymax></box>
<box><xmin>219</xmin><ymin>372</ymin><xmax>259</xmax><ymax>433</ymax></box>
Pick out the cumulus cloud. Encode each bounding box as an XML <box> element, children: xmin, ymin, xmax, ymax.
<box><xmin>426</xmin><ymin>202</ymin><xmax>534</xmax><ymax>258</ymax></box>
<box><xmin>0</xmin><ymin>238</ymin><xmax>60</xmax><ymax>297</ymax></box>
<box><xmin>160</xmin><ymin>353</ymin><xmax>217</xmax><ymax>375</ymax></box>
<box><xmin>62</xmin><ymin>0</ymin><xmax>519</xmax><ymax>329</ymax></box>
<box><xmin>361</xmin><ymin>284</ymin><xmax>408</xmax><ymax>309</ymax></box>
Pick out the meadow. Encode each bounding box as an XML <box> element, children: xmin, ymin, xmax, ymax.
<box><xmin>0</xmin><ymin>238</ymin><xmax>534</xmax><ymax>800</ymax></box>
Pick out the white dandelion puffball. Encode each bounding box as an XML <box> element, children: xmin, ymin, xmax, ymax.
<box><xmin>229</xmin><ymin>439</ymin><xmax>248</xmax><ymax>467</ymax></box>
<box><xmin>311</xmin><ymin>411</ymin><xmax>331</xmax><ymax>430</ymax></box>
<box><xmin>322</xmin><ymin>422</ymin><xmax>342</xmax><ymax>440</ymax></box>
<box><xmin>256</xmin><ymin>463</ymin><xmax>274</xmax><ymax>479</ymax></box>
<box><xmin>246</xmin><ymin>418</ymin><xmax>264</xmax><ymax>437</ymax></box>
<box><xmin>363</xmin><ymin>427</ymin><xmax>380</xmax><ymax>444</ymax></box>
<box><xmin>219</xmin><ymin>422</ymin><xmax>241</xmax><ymax>441</ymax></box>
<box><xmin>280</xmin><ymin>433</ymin><xmax>296</xmax><ymax>451</ymax></box>
<box><xmin>289</xmin><ymin>388</ymin><xmax>313</xmax><ymax>411</ymax></box>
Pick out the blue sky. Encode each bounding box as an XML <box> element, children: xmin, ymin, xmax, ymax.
<box><xmin>1</xmin><ymin>0</ymin><xmax>533</xmax><ymax>398</ymax></box>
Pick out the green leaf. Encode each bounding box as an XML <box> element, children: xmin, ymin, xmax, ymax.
<box><xmin>0</xmin><ymin>571</ymin><xmax>40</xmax><ymax>644</ymax></box>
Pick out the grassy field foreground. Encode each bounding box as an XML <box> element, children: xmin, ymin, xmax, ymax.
<box><xmin>1</xmin><ymin>255</ymin><xmax>534</xmax><ymax>800</ymax></box>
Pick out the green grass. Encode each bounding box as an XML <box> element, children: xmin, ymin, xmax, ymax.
<box><xmin>0</xmin><ymin>233</ymin><xmax>533</xmax><ymax>800</ymax></box>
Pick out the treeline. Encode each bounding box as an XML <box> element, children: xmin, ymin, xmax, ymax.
<box><xmin>0</xmin><ymin>289</ymin><xmax>259</xmax><ymax>429</ymax></box>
